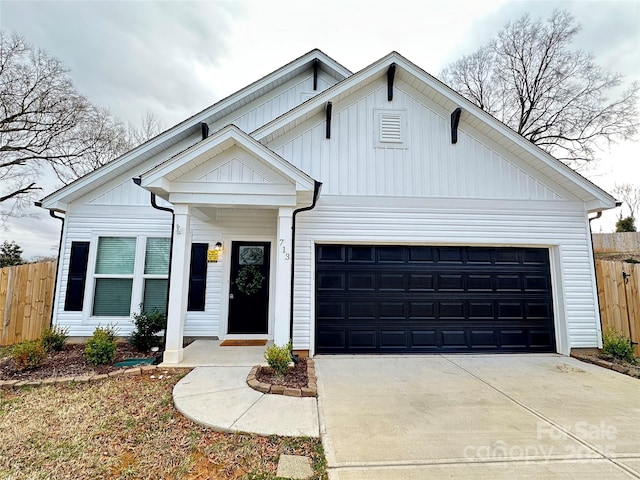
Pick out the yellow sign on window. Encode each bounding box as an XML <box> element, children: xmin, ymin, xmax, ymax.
<box><xmin>207</xmin><ymin>250</ymin><xmax>219</xmax><ymax>263</ymax></box>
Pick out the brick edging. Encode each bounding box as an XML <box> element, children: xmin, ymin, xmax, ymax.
<box><xmin>0</xmin><ymin>365</ymin><xmax>191</xmax><ymax>389</ymax></box>
<box><xmin>571</xmin><ymin>352</ymin><xmax>640</xmax><ymax>379</ymax></box>
<box><xmin>246</xmin><ymin>358</ymin><xmax>317</xmax><ymax>397</ymax></box>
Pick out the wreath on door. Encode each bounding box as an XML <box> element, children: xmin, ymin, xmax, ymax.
<box><xmin>236</xmin><ymin>265</ymin><xmax>265</xmax><ymax>295</ymax></box>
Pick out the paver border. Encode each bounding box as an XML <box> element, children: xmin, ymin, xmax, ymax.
<box><xmin>0</xmin><ymin>365</ymin><xmax>193</xmax><ymax>389</ymax></box>
<box><xmin>571</xmin><ymin>351</ymin><xmax>640</xmax><ymax>379</ymax></box>
<box><xmin>247</xmin><ymin>358</ymin><xmax>317</xmax><ymax>397</ymax></box>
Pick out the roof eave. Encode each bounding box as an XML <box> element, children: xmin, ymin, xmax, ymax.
<box><xmin>41</xmin><ymin>49</ymin><xmax>344</xmax><ymax>209</ymax></box>
<box><xmin>253</xmin><ymin>51</ymin><xmax>616</xmax><ymax>209</ymax></box>
<box><xmin>140</xmin><ymin>125</ymin><xmax>316</xmax><ymax>193</ymax></box>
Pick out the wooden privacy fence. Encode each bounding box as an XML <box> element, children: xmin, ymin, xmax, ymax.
<box><xmin>595</xmin><ymin>259</ymin><xmax>640</xmax><ymax>356</ymax></box>
<box><xmin>592</xmin><ymin>232</ymin><xmax>640</xmax><ymax>254</ymax></box>
<box><xmin>0</xmin><ymin>261</ymin><xmax>57</xmax><ymax>346</ymax></box>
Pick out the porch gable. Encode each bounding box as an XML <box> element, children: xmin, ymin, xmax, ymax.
<box><xmin>140</xmin><ymin>125</ymin><xmax>316</xmax><ymax>208</ymax></box>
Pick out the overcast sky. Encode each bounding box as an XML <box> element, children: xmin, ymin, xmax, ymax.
<box><xmin>1</xmin><ymin>0</ymin><xmax>639</xmax><ymax>259</ymax></box>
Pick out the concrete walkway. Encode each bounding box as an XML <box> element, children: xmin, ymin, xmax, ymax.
<box><xmin>171</xmin><ymin>340</ymin><xmax>319</xmax><ymax>437</ymax></box>
<box><xmin>316</xmin><ymin>354</ymin><xmax>640</xmax><ymax>480</ymax></box>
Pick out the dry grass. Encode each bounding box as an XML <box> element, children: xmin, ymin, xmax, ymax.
<box><xmin>0</xmin><ymin>372</ymin><xmax>326</xmax><ymax>479</ymax></box>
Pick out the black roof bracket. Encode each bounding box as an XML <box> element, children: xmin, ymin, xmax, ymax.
<box><xmin>201</xmin><ymin>122</ymin><xmax>209</xmax><ymax>140</ymax></box>
<box><xmin>325</xmin><ymin>101</ymin><xmax>333</xmax><ymax>139</ymax></box>
<box><xmin>451</xmin><ymin>107</ymin><xmax>462</xmax><ymax>144</ymax></box>
<box><xmin>387</xmin><ymin>63</ymin><xmax>396</xmax><ymax>101</ymax></box>
<box><xmin>313</xmin><ymin>59</ymin><xmax>319</xmax><ymax>91</ymax></box>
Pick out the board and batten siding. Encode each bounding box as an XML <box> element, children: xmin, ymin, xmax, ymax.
<box><xmin>54</xmin><ymin>205</ymin><xmax>277</xmax><ymax>338</ymax></box>
<box><xmin>268</xmin><ymin>79</ymin><xmax>574</xmax><ymax>202</ymax></box>
<box><xmin>222</xmin><ymin>72</ymin><xmax>335</xmax><ymax>134</ymax></box>
<box><xmin>291</xmin><ymin>199</ymin><xmax>597</xmax><ymax>356</ymax></box>
<box><xmin>85</xmin><ymin>72</ymin><xmax>334</xmax><ymax>208</ymax></box>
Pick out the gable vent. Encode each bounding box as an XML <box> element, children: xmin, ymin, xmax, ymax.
<box><xmin>379</xmin><ymin>113</ymin><xmax>402</xmax><ymax>143</ymax></box>
<box><xmin>375</xmin><ymin>109</ymin><xmax>408</xmax><ymax>148</ymax></box>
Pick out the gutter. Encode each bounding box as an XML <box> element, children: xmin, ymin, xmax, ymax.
<box><xmin>34</xmin><ymin>201</ymin><xmax>64</xmax><ymax>328</ymax></box>
<box><xmin>587</xmin><ymin>202</ymin><xmax>637</xmax><ymax>351</ymax></box>
<box><xmin>587</xmin><ymin>210</ymin><xmax>603</xmax><ymax>351</ymax></box>
<box><xmin>290</xmin><ymin>181</ymin><xmax>322</xmax><ymax>346</ymax></box>
<box><xmin>132</xmin><ymin>178</ymin><xmax>174</xmax><ymax>363</ymax></box>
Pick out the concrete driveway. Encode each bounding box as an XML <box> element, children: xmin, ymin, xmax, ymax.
<box><xmin>315</xmin><ymin>355</ymin><xmax>640</xmax><ymax>479</ymax></box>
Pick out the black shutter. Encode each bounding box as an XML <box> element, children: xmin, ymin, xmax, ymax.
<box><xmin>188</xmin><ymin>243</ymin><xmax>208</xmax><ymax>311</ymax></box>
<box><xmin>64</xmin><ymin>241</ymin><xmax>90</xmax><ymax>311</ymax></box>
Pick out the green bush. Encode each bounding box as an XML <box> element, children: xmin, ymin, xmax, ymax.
<box><xmin>41</xmin><ymin>325</ymin><xmax>69</xmax><ymax>352</ymax></box>
<box><xmin>85</xmin><ymin>325</ymin><xmax>118</xmax><ymax>365</ymax></box>
<box><xmin>263</xmin><ymin>343</ymin><xmax>292</xmax><ymax>377</ymax></box>
<box><xmin>12</xmin><ymin>340</ymin><xmax>47</xmax><ymax>371</ymax></box>
<box><xmin>129</xmin><ymin>307</ymin><xmax>165</xmax><ymax>351</ymax></box>
<box><xmin>615</xmin><ymin>216</ymin><xmax>636</xmax><ymax>232</ymax></box>
<box><xmin>602</xmin><ymin>328</ymin><xmax>636</xmax><ymax>364</ymax></box>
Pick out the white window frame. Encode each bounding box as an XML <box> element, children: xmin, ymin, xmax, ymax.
<box><xmin>141</xmin><ymin>237</ymin><xmax>171</xmax><ymax>313</ymax></box>
<box><xmin>87</xmin><ymin>235</ymin><xmax>170</xmax><ymax>320</ymax></box>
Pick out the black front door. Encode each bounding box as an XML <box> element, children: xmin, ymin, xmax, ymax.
<box><xmin>228</xmin><ymin>241</ymin><xmax>271</xmax><ymax>334</ymax></box>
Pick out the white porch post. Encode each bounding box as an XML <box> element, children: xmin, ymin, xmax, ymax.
<box><xmin>163</xmin><ymin>204</ymin><xmax>191</xmax><ymax>364</ymax></box>
<box><xmin>273</xmin><ymin>207</ymin><xmax>293</xmax><ymax>346</ymax></box>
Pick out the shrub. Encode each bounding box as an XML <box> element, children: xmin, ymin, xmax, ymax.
<box><xmin>615</xmin><ymin>216</ymin><xmax>636</xmax><ymax>232</ymax></box>
<box><xmin>129</xmin><ymin>307</ymin><xmax>165</xmax><ymax>351</ymax></box>
<box><xmin>40</xmin><ymin>325</ymin><xmax>69</xmax><ymax>352</ymax></box>
<box><xmin>602</xmin><ymin>328</ymin><xmax>636</xmax><ymax>364</ymax></box>
<box><xmin>263</xmin><ymin>343</ymin><xmax>292</xmax><ymax>377</ymax></box>
<box><xmin>12</xmin><ymin>340</ymin><xmax>47</xmax><ymax>371</ymax></box>
<box><xmin>85</xmin><ymin>325</ymin><xmax>118</xmax><ymax>365</ymax></box>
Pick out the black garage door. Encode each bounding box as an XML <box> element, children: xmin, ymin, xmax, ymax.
<box><xmin>315</xmin><ymin>245</ymin><xmax>555</xmax><ymax>354</ymax></box>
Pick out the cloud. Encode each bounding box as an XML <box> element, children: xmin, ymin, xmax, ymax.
<box><xmin>1</xmin><ymin>1</ymin><xmax>243</xmax><ymax>125</ymax></box>
<box><xmin>449</xmin><ymin>1</ymin><xmax>640</xmax><ymax>82</ymax></box>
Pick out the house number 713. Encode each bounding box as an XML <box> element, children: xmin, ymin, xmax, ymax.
<box><xmin>279</xmin><ymin>239</ymin><xmax>290</xmax><ymax>260</ymax></box>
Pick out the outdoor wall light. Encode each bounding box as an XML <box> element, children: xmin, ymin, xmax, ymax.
<box><xmin>214</xmin><ymin>242</ymin><xmax>223</xmax><ymax>252</ymax></box>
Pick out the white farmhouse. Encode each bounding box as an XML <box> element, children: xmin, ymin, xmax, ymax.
<box><xmin>39</xmin><ymin>50</ymin><xmax>616</xmax><ymax>363</ymax></box>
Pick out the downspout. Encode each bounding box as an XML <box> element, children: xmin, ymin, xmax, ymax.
<box><xmin>34</xmin><ymin>202</ymin><xmax>64</xmax><ymax>328</ymax></box>
<box><xmin>587</xmin><ymin>203</ymin><xmax>636</xmax><ymax>351</ymax></box>
<box><xmin>588</xmin><ymin>210</ymin><xmax>604</xmax><ymax>352</ymax></box>
<box><xmin>290</xmin><ymin>181</ymin><xmax>322</xmax><ymax>348</ymax></box>
<box><xmin>132</xmin><ymin>178</ymin><xmax>175</xmax><ymax>362</ymax></box>
<box><xmin>603</xmin><ymin>201</ymin><xmax>636</xmax><ymax>348</ymax></box>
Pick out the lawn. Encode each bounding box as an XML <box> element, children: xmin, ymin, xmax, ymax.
<box><xmin>0</xmin><ymin>371</ymin><xmax>326</xmax><ymax>479</ymax></box>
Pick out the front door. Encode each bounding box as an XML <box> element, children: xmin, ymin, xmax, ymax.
<box><xmin>228</xmin><ymin>241</ymin><xmax>271</xmax><ymax>334</ymax></box>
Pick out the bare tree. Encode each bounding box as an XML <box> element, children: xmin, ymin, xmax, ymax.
<box><xmin>0</xmin><ymin>32</ymin><xmax>164</xmax><ymax>221</ymax></box>
<box><xmin>127</xmin><ymin>111</ymin><xmax>165</xmax><ymax>147</ymax></box>
<box><xmin>440</xmin><ymin>10</ymin><xmax>639</xmax><ymax>165</ymax></box>
<box><xmin>0</xmin><ymin>32</ymin><xmax>127</xmax><ymax>213</ymax></box>
<box><xmin>613</xmin><ymin>183</ymin><xmax>640</xmax><ymax>219</ymax></box>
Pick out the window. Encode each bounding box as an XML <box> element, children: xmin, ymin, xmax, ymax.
<box><xmin>91</xmin><ymin>236</ymin><xmax>171</xmax><ymax>317</ymax></box>
<box><xmin>93</xmin><ymin>237</ymin><xmax>136</xmax><ymax>316</ymax></box>
<box><xmin>143</xmin><ymin>237</ymin><xmax>171</xmax><ymax>314</ymax></box>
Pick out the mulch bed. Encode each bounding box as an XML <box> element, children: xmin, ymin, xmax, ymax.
<box><xmin>0</xmin><ymin>342</ymin><xmax>156</xmax><ymax>381</ymax></box>
<box><xmin>256</xmin><ymin>358</ymin><xmax>308</xmax><ymax>389</ymax></box>
<box><xmin>571</xmin><ymin>350</ymin><xmax>640</xmax><ymax>379</ymax></box>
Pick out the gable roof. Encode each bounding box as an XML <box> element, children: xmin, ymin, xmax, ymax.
<box><xmin>253</xmin><ymin>52</ymin><xmax>616</xmax><ymax>212</ymax></box>
<box><xmin>140</xmin><ymin>125</ymin><xmax>315</xmax><ymax>194</ymax></box>
<box><xmin>40</xmin><ymin>49</ymin><xmax>349</xmax><ymax>211</ymax></box>
<box><xmin>41</xmin><ymin>50</ymin><xmax>616</xmax><ymax>213</ymax></box>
